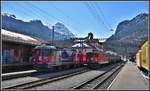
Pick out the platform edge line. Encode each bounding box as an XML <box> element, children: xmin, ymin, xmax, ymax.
<box><xmin>107</xmin><ymin>64</ymin><xmax>125</xmax><ymax>90</ymax></box>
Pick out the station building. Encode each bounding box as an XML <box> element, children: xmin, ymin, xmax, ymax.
<box><xmin>1</xmin><ymin>29</ymin><xmax>47</xmax><ymax>72</ymax></box>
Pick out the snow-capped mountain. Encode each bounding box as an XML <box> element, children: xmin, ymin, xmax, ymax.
<box><xmin>2</xmin><ymin>13</ymin><xmax>75</xmax><ymax>41</ymax></box>
<box><xmin>54</xmin><ymin>22</ymin><xmax>75</xmax><ymax>37</ymax></box>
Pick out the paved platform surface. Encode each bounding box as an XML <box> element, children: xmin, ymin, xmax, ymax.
<box><xmin>108</xmin><ymin>62</ymin><xmax>149</xmax><ymax>90</ymax></box>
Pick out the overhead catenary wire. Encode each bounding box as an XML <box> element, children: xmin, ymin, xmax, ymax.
<box><xmin>47</xmin><ymin>3</ymin><xmax>82</xmax><ymax>38</ymax></box>
<box><xmin>7</xmin><ymin>2</ymin><xmax>53</xmax><ymax>28</ymax></box>
<box><xmin>20</xmin><ymin>2</ymin><xmax>55</xmax><ymax>40</ymax></box>
<box><xmin>30</xmin><ymin>3</ymin><xmax>64</xmax><ymax>23</ymax></box>
<box><xmin>7</xmin><ymin>3</ymin><xmax>56</xmax><ymax>41</ymax></box>
<box><xmin>91</xmin><ymin>3</ymin><xmax>110</xmax><ymax>31</ymax></box>
<box><xmin>93</xmin><ymin>2</ymin><xmax>112</xmax><ymax>30</ymax></box>
<box><xmin>28</xmin><ymin>2</ymin><xmax>80</xmax><ymax>38</ymax></box>
<box><xmin>84</xmin><ymin>2</ymin><xmax>102</xmax><ymax>27</ymax></box>
<box><xmin>16</xmin><ymin>2</ymin><xmax>79</xmax><ymax>39</ymax></box>
<box><xmin>20</xmin><ymin>2</ymin><xmax>52</xmax><ymax>26</ymax></box>
<box><xmin>84</xmin><ymin>2</ymin><xmax>112</xmax><ymax>32</ymax></box>
<box><xmin>86</xmin><ymin>3</ymin><xmax>108</xmax><ymax>31</ymax></box>
<box><xmin>89</xmin><ymin>2</ymin><xmax>110</xmax><ymax>31</ymax></box>
<box><xmin>21</xmin><ymin>2</ymin><xmax>73</xmax><ymax>40</ymax></box>
<box><xmin>9</xmin><ymin>4</ymin><xmax>32</xmax><ymax>20</ymax></box>
<box><xmin>50</xmin><ymin>3</ymin><xmax>83</xmax><ymax>30</ymax></box>
<box><xmin>5</xmin><ymin>2</ymin><xmax>112</xmax><ymax>40</ymax></box>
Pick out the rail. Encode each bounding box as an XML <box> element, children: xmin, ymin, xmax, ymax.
<box><xmin>71</xmin><ymin>63</ymin><xmax>124</xmax><ymax>89</ymax></box>
<box><xmin>3</xmin><ymin>68</ymin><xmax>89</xmax><ymax>89</ymax></box>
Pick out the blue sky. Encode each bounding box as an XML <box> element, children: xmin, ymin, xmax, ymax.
<box><xmin>1</xmin><ymin>1</ymin><xmax>148</xmax><ymax>39</ymax></box>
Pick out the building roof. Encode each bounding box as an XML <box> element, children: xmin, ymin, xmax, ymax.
<box><xmin>2</xmin><ymin>29</ymin><xmax>43</xmax><ymax>45</ymax></box>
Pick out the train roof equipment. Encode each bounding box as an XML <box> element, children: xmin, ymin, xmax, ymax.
<box><xmin>105</xmin><ymin>51</ymin><xmax>117</xmax><ymax>56</ymax></box>
<box><xmin>34</xmin><ymin>45</ymin><xmax>57</xmax><ymax>49</ymax></box>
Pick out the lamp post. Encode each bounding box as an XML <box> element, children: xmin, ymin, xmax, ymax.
<box><xmin>52</xmin><ymin>26</ymin><xmax>54</xmax><ymax>46</ymax></box>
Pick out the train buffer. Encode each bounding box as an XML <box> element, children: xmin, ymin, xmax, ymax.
<box><xmin>108</xmin><ymin>61</ymin><xmax>149</xmax><ymax>90</ymax></box>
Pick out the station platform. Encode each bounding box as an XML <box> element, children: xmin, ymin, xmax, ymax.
<box><xmin>108</xmin><ymin>61</ymin><xmax>149</xmax><ymax>90</ymax></box>
<box><xmin>2</xmin><ymin>70</ymin><xmax>37</xmax><ymax>80</ymax></box>
<box><xmin>2</xmin><ymin>63</ymin><xmax>33</xmax><ymax>73</ymax></box>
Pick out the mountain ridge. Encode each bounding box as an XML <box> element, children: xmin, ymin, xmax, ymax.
<box><xmin>104</xmin><ymin>13</ymin><xmax>148</xmax><ymax>57</ymax></box>
<box><xmin>2</xmin><ymin>13</ymin><xmax>75</xmax><ymax>41</ymax></box>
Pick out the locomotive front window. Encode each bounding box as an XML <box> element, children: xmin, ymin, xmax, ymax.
<box><xmin>34</xmin><ymin>50</ymin><xmax>41</xmax><ymax>56</ymax></box>
<box><xmin>42</xmin><ymin>49</ymin><xmax>51</xmax><ymax>56</ymax></box>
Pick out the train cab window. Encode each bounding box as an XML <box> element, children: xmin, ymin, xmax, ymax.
<box><xmin>62</xmin><ymin>50</ymin><xmax>69</xmax><ymax>58</ymax></box>
<box><xmin>42</xmin><ymin>49</ymin><xmax>48</xmax><ymax>56</ymax></box>
<box><xmin>32</xmin><ymin>50</ymin><xmax>35</xmax><ymax>56</ymax></box>
<box><xmin>34</xmin><ymin>50</ymin><xmax>40</xmax><ymax>56</ymax></box>
<box><xmin>42</xmin><ymin>49</ymin><xmax>50</xmax><ymax>56</ymax></box>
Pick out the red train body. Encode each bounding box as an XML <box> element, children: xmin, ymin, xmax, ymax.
<box><xmin>32</xmin><ymin>45</ymin><xmax>122</xmax><ymax>69</ymax></box>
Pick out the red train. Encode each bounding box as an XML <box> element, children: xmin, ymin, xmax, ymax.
<box><xmin>32</xmin><ymin>45</ymin><xmax>122</xmax><ymax>69</ymax></box>
<box><xmin>32</xmin><ymin>45</ymin><xmax>76</xmax><ymax>68</ymax></box>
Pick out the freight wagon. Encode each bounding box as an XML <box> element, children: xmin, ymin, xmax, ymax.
<box><xmin>136</xmin><ymin>41</ymin><xmax>149</xmax><ymax>71</ymax></box>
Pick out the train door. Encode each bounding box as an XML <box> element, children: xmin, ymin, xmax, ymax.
<box><xmin>32</xmin><ymin>49</ymin><xmax>41</xmax><ymax>64</ymax></box>
<box><xmin>55</xmin><ymin>50</ymin><xmax>61</xmax><ymax>65</ymax></box>
<box><xmin>50</xmin><ymin>49</ymin><xmax>57</xmax><ymax>65</ymax></box>
<box><xmin>87</xmin><ymin>52</ymin><xmax>94</xmax><ymax>64</ymax></box>
<box><xmin>41</xmin><ymin>49</ymin><xmax>49</xmax><ymax>64</ymax></box>
<box><xmin>94</xmin><ymin>53</ymin><xmax>99</xmax><ymax>64</ymax></box>
<box><xmin>61</xmin><ymin>50</ymin><xmax>69</xmax><ymax>62</ymax></box>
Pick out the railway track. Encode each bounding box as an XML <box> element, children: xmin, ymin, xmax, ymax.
<box><xmin>3</xmin><ymin>63</ymin><xmax>124</xmax><ymax>90</ymax></box>
<box><xmin>2</xmin><ymin>66</ymin><xmax>85</xmax><ymax>81</ymax></box>
<box><xmin>3</xmin><ymin>68</ymin><xmax>89</xmax><ymax>89</ymax></box>
<box><xmin>71</xmin><ymin>63</ymin><xmax>124</xmax><ymax>90</ymax></box>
